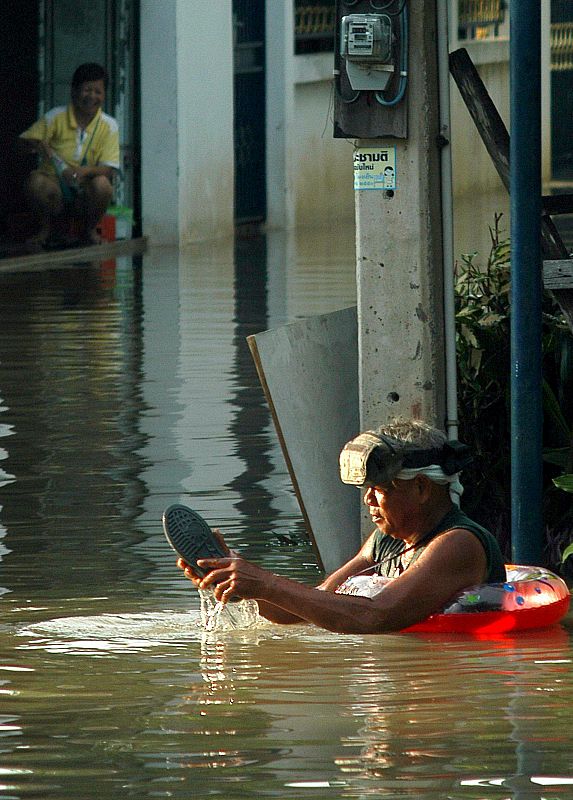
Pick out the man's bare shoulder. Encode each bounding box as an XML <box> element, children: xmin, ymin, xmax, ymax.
<box><xmin>413</xmin><ymin>526</ymin><xmax>488</xmax><ymax>581</ymax></box>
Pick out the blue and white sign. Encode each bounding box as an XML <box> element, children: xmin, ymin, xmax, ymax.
<box><xmin>353</xmin><ymin>146</ymin><xmax>396</xmax><ymax>190</ymax></box>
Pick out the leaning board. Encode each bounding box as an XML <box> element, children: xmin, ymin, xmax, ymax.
<box><xmin>247</xmin><ymin>306</ymin><xmax>360</xmax><ymax>572</ymax></box>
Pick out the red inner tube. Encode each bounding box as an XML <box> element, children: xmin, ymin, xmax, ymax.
<box><xmin>403</xmin><ymin>566</ymin><xmax>571</xmax><ymax>634</ymax></box>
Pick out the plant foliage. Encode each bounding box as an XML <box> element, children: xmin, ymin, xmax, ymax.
<box><xmin>454</xmin><ymin>214</ymin><xmax>573</xmax><ymax>567</ymax></box>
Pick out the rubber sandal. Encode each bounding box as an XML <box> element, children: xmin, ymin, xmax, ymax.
<box><xmin>162</xmin><ymin>503</ymin><xmax>227</xmax><ymax>578</ymax></box>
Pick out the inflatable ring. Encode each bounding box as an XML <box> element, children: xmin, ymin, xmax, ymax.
<box><xmin>404</xmin><ymin>565</ymin><xmax>570</xmax><ymax>634</ymax></box>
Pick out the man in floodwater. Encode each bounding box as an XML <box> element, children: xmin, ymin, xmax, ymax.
<box><xmin>19</xmin><ymin>62</ymin><xmax>119</xmax><ymax>249</ymax></box>
<box><xmin>179</xmin><ymin>418</ymin><xmax>506</xmax><ymax>634</ymax></box>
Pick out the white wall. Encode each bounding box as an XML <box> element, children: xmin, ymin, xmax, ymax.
<box><xmin>176</xmin><ymin>1</ymin><xmax>234</xmax><ymax>244</ymax></box>
<box><xmin>266</xmin><ymin>0</ymin><xmax>296</xmax><ymax>229</ymax></box>
<box><xmin>138</xmin><ymin>2</ymin><xmax>550</xmax><ymax>248</ymax></box>
<box><xmin>292</xmin><ymin>56</ymin><xmax>354</xmax><ymax>228</ymax></box>
<box><xmin>450</xmin><ymin>51</ymin><xmax>511</xmax><ymax>257</ymax></box>
<box><xmin>449</xmin><ymin>4</ymin><xmax>552</xmax><ymax>259</ymax></box>
<box><xmin>140</xmin><ymin>0</ymin><xmax>234</xmax><ymax>246</ymax></box>
<box><xmin>140</xmin><ymin>0</ymin><xmax>179</xmax><ymax>245</ymax></box>
<box><xmin>266</xmin><ymin>8</ymin><xmax>354</xmax><ymax>232</ymax></box>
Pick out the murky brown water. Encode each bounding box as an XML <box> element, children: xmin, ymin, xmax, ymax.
<box><xmin>0</xmin><ymin>227</ymin><xmax>572</xmax><ymax>799</ymax></box>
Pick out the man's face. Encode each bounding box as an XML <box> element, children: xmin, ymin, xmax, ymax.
<box><xmin>73</xmin><ymin>79</ymin><xmax>105</xmax><ymax>118</ymax></box>
<box><xmin>363</xmin><ymin>479</ymin><xmax>422</xmax><ymax>540</ymax></box>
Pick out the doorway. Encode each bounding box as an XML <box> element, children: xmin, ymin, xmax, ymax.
<box><xmin>40</xmin><ymin>0</ymin><xmax>138</xmax><ymax>213</ymax></box>
<box><xmin>551</xmin><ymin>1</ymin><xmax>573</xmax><ymax>180</ymax></box>
<box><xmin>233</xmin><ymin>0</ymin><xmax>266</xmax><ymax>225</ymax></box>
<box><xmin>0</xmin><ymin>0</ymin><xmax>139</xmax><ymax>242</ymax></box>
<box><xmin>0</xmin><ymin>1</ymin><xmax>39</xmax><ymax>235</ymax></box>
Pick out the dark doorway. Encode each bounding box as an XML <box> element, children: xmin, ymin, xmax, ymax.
<box><xmin>233</xmin><ymin>0</ymin><xmax>266</xmax><ymax>225</ymax></box>
<box><xmin>0</xmin><ymin>0</ymin><xmax>139</xmax><ymax>247</ymax></box>
<box><xmin>0</xmin><ymin>1</ymin><xmax>40</xmax><ymax>237</ymax></box>
<box><xmin>551</xmin><ymin>1</ymin><xmax>573</xmax><ymax>180</ymax></box>
<box><xmin>40</xmin><ymin>0</ymin><xmax>138</xmax><ymax>215</ymax></box>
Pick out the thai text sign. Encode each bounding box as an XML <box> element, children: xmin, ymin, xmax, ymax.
<box><xmin>353</xmin><ymin>146</ymin><xmax>396</xmax><ymax>190</ymax></box>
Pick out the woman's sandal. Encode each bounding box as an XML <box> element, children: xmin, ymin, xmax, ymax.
<box><xmin>162</xmin><ymin>503</ymin><xmax>227</xmax><ymax>578</ymax></box>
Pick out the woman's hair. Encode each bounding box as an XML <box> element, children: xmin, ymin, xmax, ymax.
<box><xmin>374</xmin><ymin>417</ymin><xmax>447</xmax><ymax>451</ymax></box>
<box><xmin>71</xmin><ymin>63</ymin><xmax>108</xmax><ymax>92</ymax></box>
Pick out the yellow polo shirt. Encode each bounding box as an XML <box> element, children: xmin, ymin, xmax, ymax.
<box><xmin>20</xmin><ymin>105</ymin><xmax>120</xmax><ymax>176</ymax></box>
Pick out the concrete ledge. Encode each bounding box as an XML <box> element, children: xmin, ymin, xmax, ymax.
<box><xmin>294</xmin><ymin>52</ymin><xmax>333</xmax><ymax>84</ymax></box>
<box><xmin>0</xmin><ymin>237</ymin><xmax>148</xmax><ymax>274</ymax></box>
<box><xmin>451</xmin><ymin>39</ymin><xmax>509</xmax><ymax>66</ymax></box>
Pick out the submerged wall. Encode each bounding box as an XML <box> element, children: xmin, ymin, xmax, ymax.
<box><xmin>265</xmin><ymin>23</ymin><xmax>355</xmax><ymax>232</ymax></box>
<box><xmin>292</xmin><ymin>61</ymin><xmax>355</xmax><ymax>229</ymax></box>
<box><xmin>450</xmin><ymin>3</ymin><xmax>551</xmax><ymax>258</ymax></box>
<box><xmin>138</xmin><ymin>3</ymin><xmax>550</xmax><ymax>249</ymax></box>
<box><xmin>140</xmin><ymin>0</ymin><xmax>234</xmax><ymax>246</ymax></box>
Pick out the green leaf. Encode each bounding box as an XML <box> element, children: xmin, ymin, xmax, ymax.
<box><xmin>469</xmin><ymin>349</ymin><xmax>483</xmax><ymax>371</ymax></box>
<box><xmin>543</xmin><ymin>447</ymin><xmax>571</xmax><ymax>468</ymax></box>
<box><xmin>460</xmin><ymin>325</ymin><xmax>479</xmax><ymax>349</ymax></box>
<box><xmin>456</xmin><ymin>306</ymin><xmax>477</xmax><ymax>319</ymax></box>
<box><xmin>480</xmin><ymin>312</ymin><xmax>505</xmax><ymax>327</ymax></box>
<box><xmin>543</xmin><ymin>380</ymin><xmax>571</xmax><ymax>444</ymax></box>
<box><xmin>553</xmin><ymin>474</ymin><xmax>573</xmax><ymax>493</ymax></box>
<box><xmin>562</xmin><ymin>542</ymin><xmax>573</xmax><ymax>563</ymax></box>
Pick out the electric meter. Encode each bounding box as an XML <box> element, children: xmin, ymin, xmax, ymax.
<box><xmin>340</xmin><ymin>14</ymin><xmax>394</xmax><ymax>91</ymax></box>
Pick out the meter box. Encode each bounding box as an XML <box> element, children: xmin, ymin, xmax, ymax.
<box><xmin>340</xmin><ymin>15</ymin><xmax>393</xmax><ymax>90</ymax></box>
<box><xmin>333</xmin><ymin>0</ymin><xmax>408</xmax><ymax>139</ymax></box>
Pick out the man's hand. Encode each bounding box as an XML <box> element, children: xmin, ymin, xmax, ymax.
<box><xmin>67</xmin><ymin>165</ymin><xmax>92</xmax><ymax>184</ymax></box>
<box><xmin>32</xmin><ymin>140</ymin><xmax>54</xmax><ymax>160</ymax></box>
<box><xmin>177</xmin><ymin>543</ymin><xmax>308</xmax><ymax>625</ymax></box>
<box><xmin>177</xmin><ymin>557</ymin><xmax>201</xmax><ymax>585</ymax></box>
<box><xmin>176</xmin><ymin>528</ymin><xmax>235</xmax><ymax>587</ymax></box>
<box><xmin>196</xmin><ymin>557</ymin><xmax>269</xmax><ymax>605</ymax></box>
<box><xmin>61</xmin><ymin>166</ymin><xmax>80</xmax><ymax>186</ymax></box>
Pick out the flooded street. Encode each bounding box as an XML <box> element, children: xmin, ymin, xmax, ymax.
<box><xmin>0</xmin><ymin>225</ymin><xmax>573</xmax><ymax>799</ymax></box>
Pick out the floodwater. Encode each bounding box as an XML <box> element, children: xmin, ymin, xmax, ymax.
<box><xmin>0</xmin><ymin>226</ymin><xmax>572</xmax><ymax>800</ymax></box>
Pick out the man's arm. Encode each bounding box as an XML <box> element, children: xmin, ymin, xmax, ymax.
<box><xmin>196</xmin><ymin>528</ymin><xmax>488</xmax><ymax>634</ymax></box>
<box><xmin>240</xmin><ymin>538</ymin><xmax>375</xmax><ymax>624</ymax></box>
<box><xmin>73</xmin><ymin>164</ymin><xmax>115</xmax><ymax>182</ymax></box>
<box><xmin>179</xmin><ymin>532</ymin><xmax>376</xmax><ymax>626</ymax></box>
<box><xmin>19</xmin><ymin>136</ymin><xmax>52</xmax><ymax>160</ymax></box>
<box><xmin>317</xmin><ymin>533</ymin><xmax>376</xmax><ymax>592</ymax></box>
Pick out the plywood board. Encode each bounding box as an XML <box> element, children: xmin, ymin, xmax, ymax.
<box><xmin>248</xmin><ymin>306</ymin><xmax>360</xmax><ymax>572</ymax></box>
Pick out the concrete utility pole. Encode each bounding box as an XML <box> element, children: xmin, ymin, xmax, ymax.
<box><xmin>354</xmin><ymin>1</ymin><xmax>446</xmax><ymax>432</ymax></box>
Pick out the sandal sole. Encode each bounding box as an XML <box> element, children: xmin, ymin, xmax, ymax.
<box><xmin>162</xmin><ymin>503</ymin><xmax>227</xmax><ymax>577</ymax></box>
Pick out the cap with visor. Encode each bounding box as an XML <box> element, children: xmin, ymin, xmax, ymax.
<box><xmin>339</xmin><ymin>430</ymin><xmax>473</xmax><ymax>490</ymax></box>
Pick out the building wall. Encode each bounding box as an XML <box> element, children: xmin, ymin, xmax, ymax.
<box><xmin>292</xmin><ymin>55</ymin><xmax>354</xmax><ymax>228</ymax></box>
<box><xmin>448</xmin><ymin>0</ymin><xmax>551</xmax><ymax>258</ymax></box>
<box><xmin>265</xmin><ymin>9</ymin><xmax>355</xmax><ymax>231</ymax></box>
<box><xmin>140</xmin><ymin>0</ymin><xmax>234</xmax><ymax>246</ymax></box>
<box><xmin>140</xmin><ymin>0</ymin><xmax>179</xmax><ymax>245</ymax></box>
<box><xmin>450</xmin><ymin>49</ymin><xmax>512</xmax><ymax>258</ymax></box>
<box><xmin>138</xmin><ymin>2</ymin><xmax>550</xmax><ymax>248</ymax></box>
<box><xmin>176</xmin><ymin>1</ymin><xmax>234</xmax><ymax>245</ymax></box>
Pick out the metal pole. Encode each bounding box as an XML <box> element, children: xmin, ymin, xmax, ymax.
<box><xmin>510</xmin><ymin>0</ymin><xmax>543</xmax><ymax>564</ymax></box>
<box><xmin>436</xmin><ymin>0</ymin><xmax>458</xmax><ymax>440</ymax></box>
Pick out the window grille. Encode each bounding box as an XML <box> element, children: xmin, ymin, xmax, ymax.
<box><xmin>458</xmin><ymin>0</ymin><xmax>506</xmax><ymax>41</ymax></box>
<box><xmin>551</xmin><ymin>22</ymin><xmax>573</xmax><ymax>72</ymax></box>
<box><xmin>295</xmin><ymin>2</ymin><xmax>335</xmax><ymax>54</ymax></box>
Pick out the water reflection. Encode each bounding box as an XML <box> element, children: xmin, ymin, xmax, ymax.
<box><xmin>0</xmin><ymin>227</ymin><xmax>572</xmax><ymax>800</ymax></box>
<box><xmin>332</xmin><ymin>628</ymin><xmax>573</xmax><ymax>798</ymax></box>
<box><xmin>229</xmin><ymin>235</ymin><xmax>276</xmax><ymax>534</ymax></box>
<box><xmin>0</xmin><ymin>258</ymin><xmax>152</xmax><ymax>607</ymax></box>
